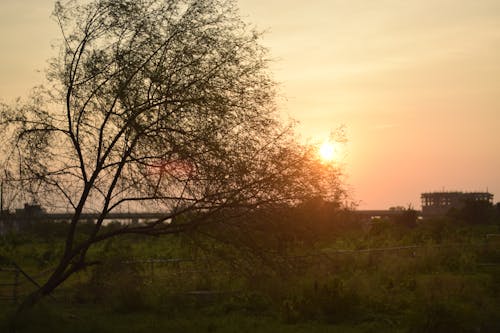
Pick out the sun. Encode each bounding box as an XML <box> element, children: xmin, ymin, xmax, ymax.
<box><xmin>319</xmin><ymin>141</ymin><xmax>336</xmax><ymax>162</ymax></box>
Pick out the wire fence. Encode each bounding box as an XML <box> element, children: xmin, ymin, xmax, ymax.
<box><xmin>0</xmin><ymin>257</ymin><xmax>53</xmax><ymax>304</ymax></box>
<box><xmin>0</xmin><ymin>266</ymin><xmax>19</xmax><ymax>303</ymax></box>
<box><xmin>1</xmin><ymin>235</ymin><xmax>499</xmax><ymax>304</ymax></box>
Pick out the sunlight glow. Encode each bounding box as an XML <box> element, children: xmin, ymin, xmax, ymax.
<box><xmin>319</xmin><ymin>141</ymin><xmax>336</xmax><ymax>162</ymax></box>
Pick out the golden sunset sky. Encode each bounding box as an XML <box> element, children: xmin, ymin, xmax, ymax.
<box><xmin>1</xmin><ymin>0</ymin><xmax>499</xmax><ymax>208</ymax></box>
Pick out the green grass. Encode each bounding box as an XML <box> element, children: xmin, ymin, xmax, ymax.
<box><xmin>1</xmin><ymin>220</ymin><xmax>499</xmax><ymax>332</ymax></box>
<box><xmin>1</xmin><ymin>302</ymin><xmax>406</xmax><ymax>333</ymax></box>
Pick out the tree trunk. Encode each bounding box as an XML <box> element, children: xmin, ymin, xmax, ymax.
<box><xmin>16</xmin><ymin>266</ymin><xmax>69</xmax><ymax>314</ymax></box>
<box><xmin>17</xmin><ymin>286</ymin><xmax>49</xmax><ymax>314</ymax></box>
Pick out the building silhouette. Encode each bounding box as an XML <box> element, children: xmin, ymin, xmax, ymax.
<box><xmin>421</xmin><ymin>191</ymin><xmax>493</xmax><ymax>216</ymax></box>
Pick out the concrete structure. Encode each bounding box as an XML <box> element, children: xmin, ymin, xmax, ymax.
<box><xmin>421</xmin><ymin>191</ymin><xmax>494</xmax><ymax>216</ymax></box>
<box><xmin>0</xmin><ymin>205</ymin><xmax>169</xmax><ymax>235</ymax></box>
<box><xmin>355</xmin><ymin>209</ymin><xmax>421</xmax><ymax>219</ymax></box>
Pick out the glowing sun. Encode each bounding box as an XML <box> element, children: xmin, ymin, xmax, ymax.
<box><xmin>319</xmin><ymin>141</ymin><xmax>336</xmax><ymax>162</ymax></box>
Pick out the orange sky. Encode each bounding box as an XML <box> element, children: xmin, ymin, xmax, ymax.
<box><xmin>1</xmin><ymin>0</ymin><xmax>499</xmax><ymax>209</ymax></box>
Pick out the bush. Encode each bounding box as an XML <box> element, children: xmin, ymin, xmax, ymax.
<box><xmin>281</xmin><ymin>278</ymin><xmax>361</xmax><ymax>324</ymax></box>
<box><xmin>73</xmin><ymin>241</ymin><xmax>148</xmax><ymax>312</ymax></box>
<box><xmin>409</xmin><ymin>273</ymin><xmax>499</xmax><ymax>332</ymax></box>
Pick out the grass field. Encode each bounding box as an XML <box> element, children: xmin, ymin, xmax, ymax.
<box><xmin>1</xmin><ymin>215</ymin><xmax>499</xmax><ymax>332</ymax></box>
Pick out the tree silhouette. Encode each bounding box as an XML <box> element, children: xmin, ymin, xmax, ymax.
<box><xmin>0</xmin><ymin>0</ymin><xmax>342</xmax><ymax>310</ymax></box>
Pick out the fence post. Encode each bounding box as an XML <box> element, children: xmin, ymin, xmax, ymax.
<box><xmin>13</xmin><ymin>267</ymin><xmax>19</xmax><ymax>304</ymax></box>
<box><xmin>150</xmin><ymin>261</ymin><xmax>154</xmax><ymax>284</ymax></box>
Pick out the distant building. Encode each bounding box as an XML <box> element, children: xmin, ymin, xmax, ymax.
<box><xmin>0</xmin><ymin>203</ymin><xmax>45</xmax><ymax>234</ymax></box>
<box><xmin>421</xmin><ymin>191</ymin><xmax>493</xmax><ymax>216</ymax></box>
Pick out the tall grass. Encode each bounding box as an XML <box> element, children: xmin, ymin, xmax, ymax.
<box><xmin>1</xmin><ymin>215</ymin><xmax>499</xmax><ymax>332</ymax></box>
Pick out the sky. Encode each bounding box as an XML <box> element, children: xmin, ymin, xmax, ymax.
<box><xmin>1</xmin><ymin>0</ymin><xmax>499</xmax><ymax>209</ymax></box>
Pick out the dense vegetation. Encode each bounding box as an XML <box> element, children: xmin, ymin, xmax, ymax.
<box><xmin>1</xmin><ymin>201</ymin><xmax>500</xmax><ymax>332</ymax></box>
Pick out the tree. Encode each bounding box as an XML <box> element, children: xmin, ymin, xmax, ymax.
<box><xmin>0</xmin><ymin>0</ymin><xmax>343</xmax><ymax>310</ymax></box>
<box><xmin>448</xmin><ymin>200</ymin><xmax>497</xmax><ymax>225</ymax></box>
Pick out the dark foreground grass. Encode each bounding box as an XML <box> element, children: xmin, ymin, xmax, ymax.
<box><xmin>1</xmin><ymin>302</ymin><xmax>405</xmax><ymax>333</ymax></box>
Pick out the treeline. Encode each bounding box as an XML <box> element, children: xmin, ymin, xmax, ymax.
<box><xmin>4</xmin><ymin>198</ymin><xmax>500</xmax><ymax>245</ymax></box>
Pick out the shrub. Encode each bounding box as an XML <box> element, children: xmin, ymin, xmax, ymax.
<box><xmin>73</xmin><ymin>241</ymin><xmax>147</xmax><ymax>312</ymax></box>
<box><xmin>281</xmin><ymin>278</ymin><xmax>361</xmax><ymax>324</ymax></box>
<box><xmin>409</xmin><ymin>273</ymin><xmax>498</xmax><ymax>332</ymax></box>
